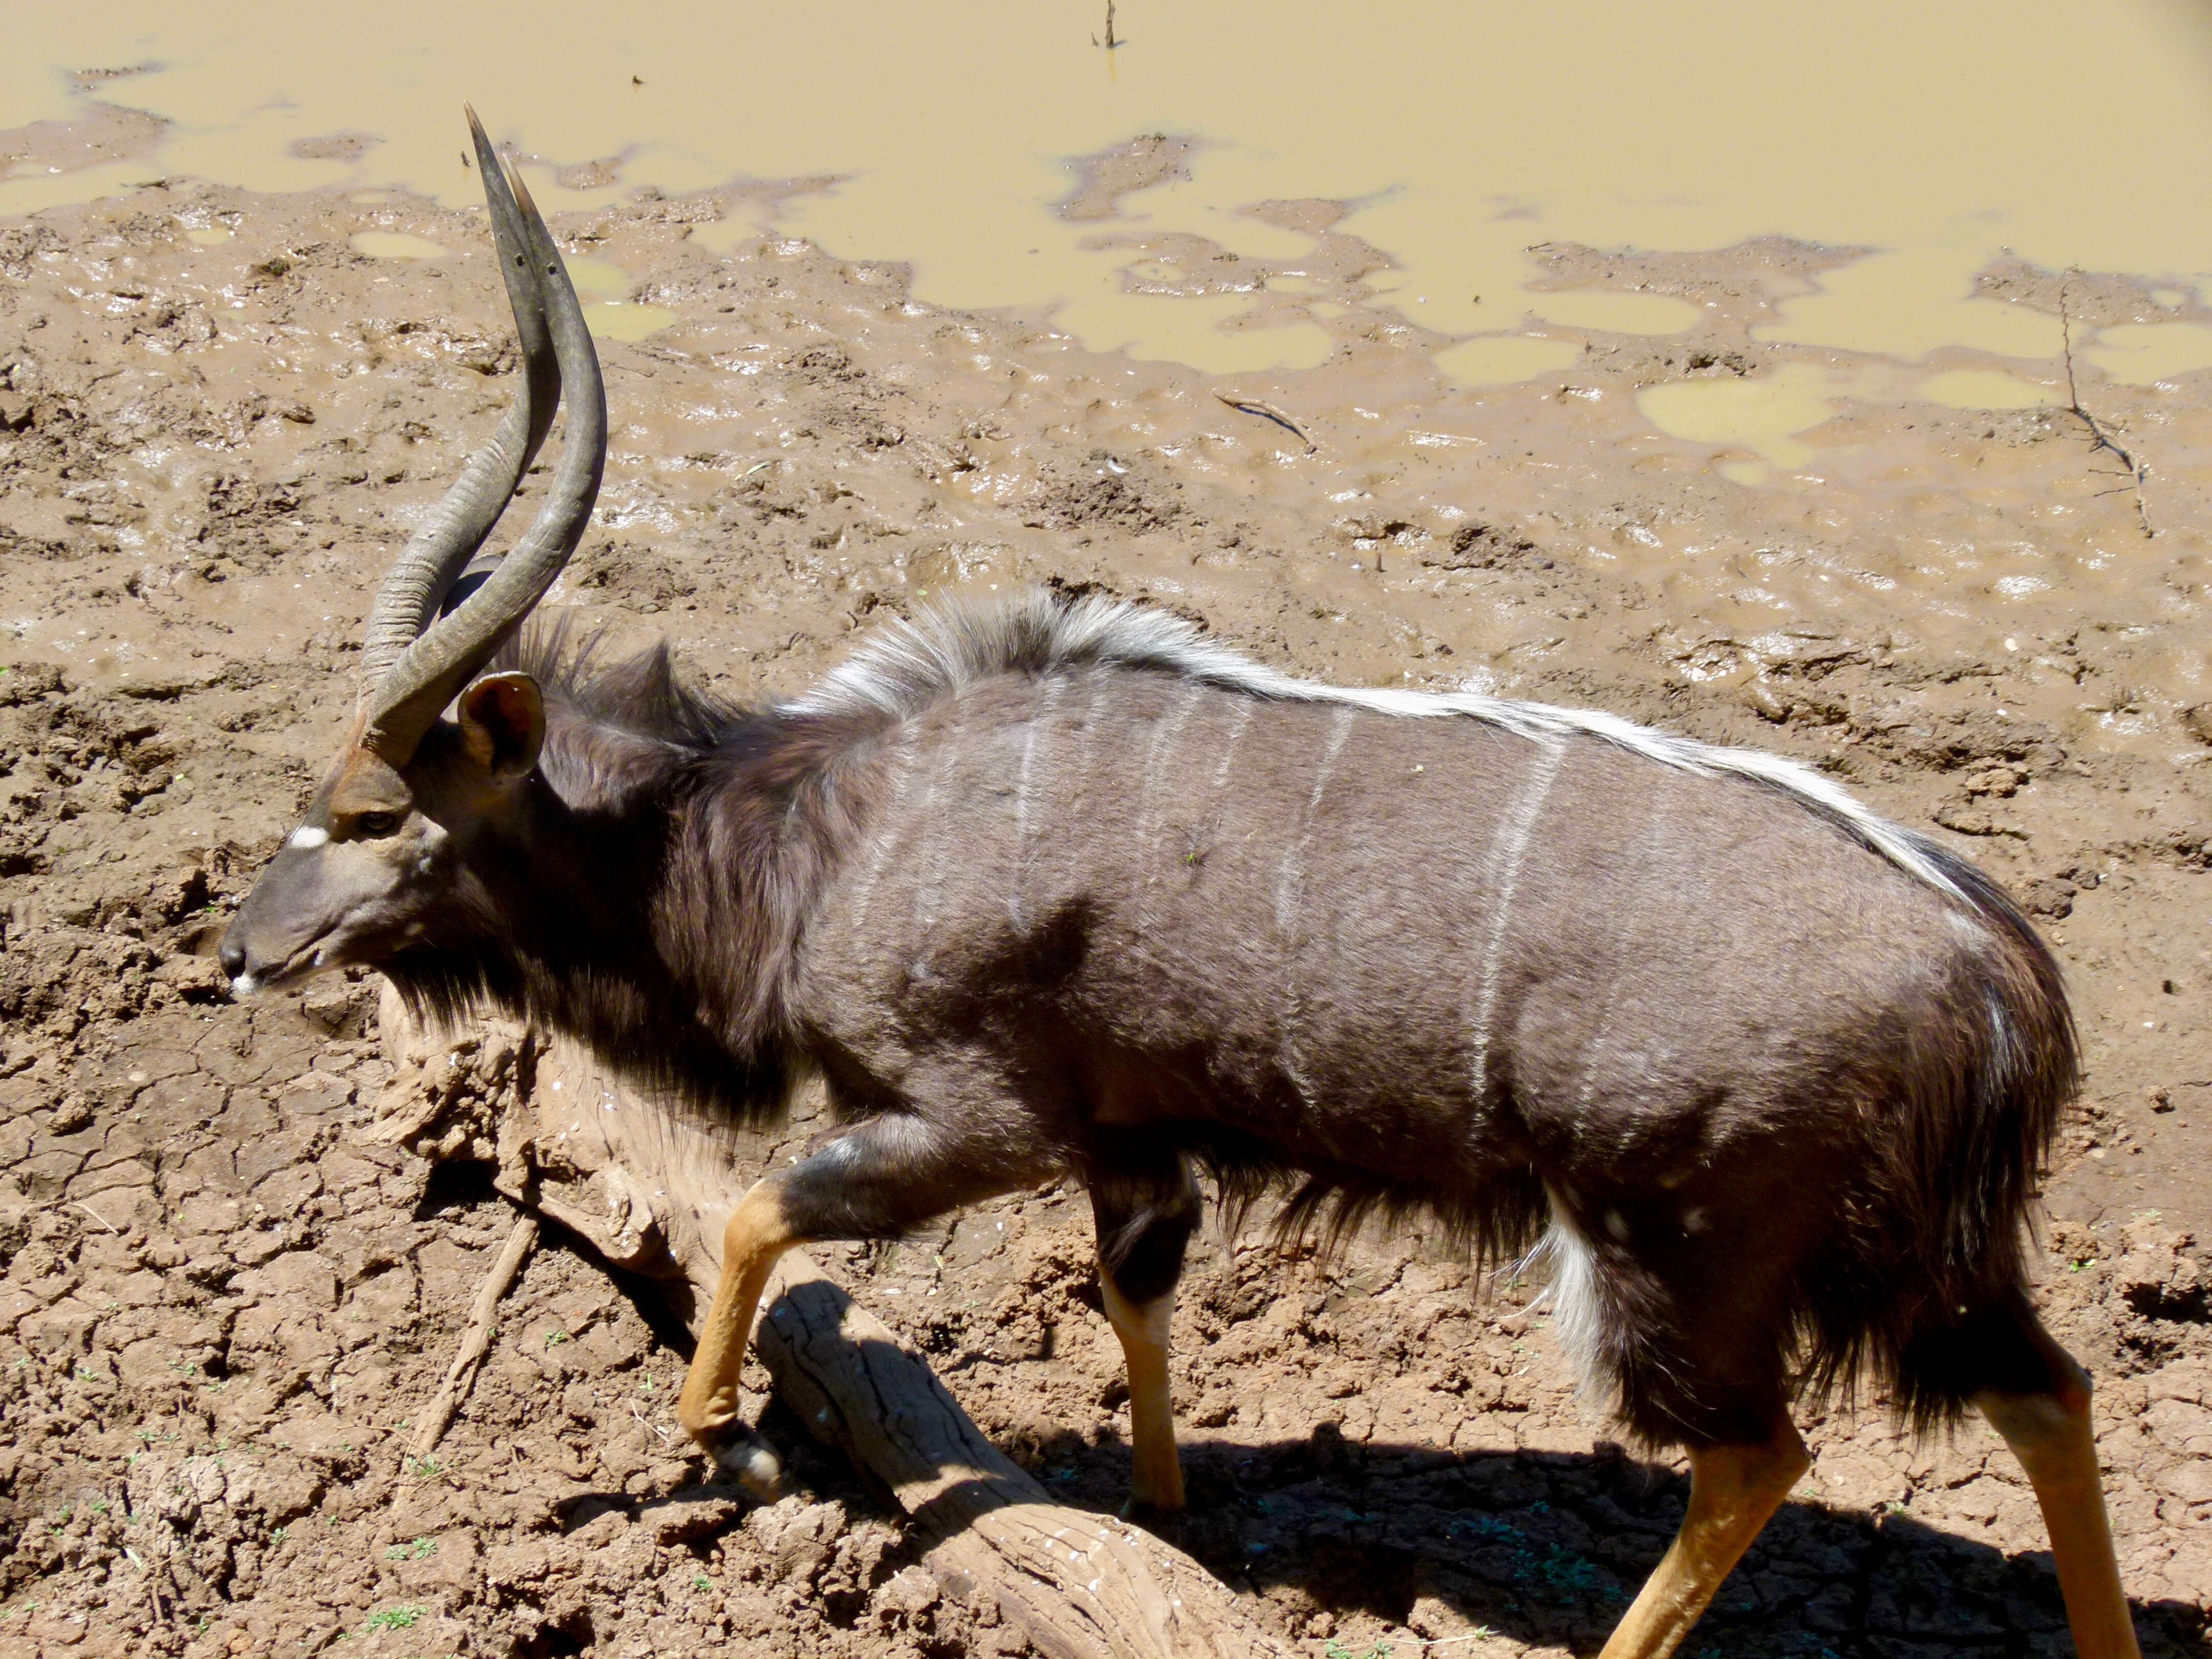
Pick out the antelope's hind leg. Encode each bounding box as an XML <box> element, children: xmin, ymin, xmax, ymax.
<box><xmin>676</xmin><ymin>1111</ymin><xmax>1039</xmax><ymax>1496</ymax></box>
<box><xmin>1090</xmin><ymin>1152</ymin><xmax>1201</xmax><ymax>1516</ymax></box>
<box><xmin>1599</xmin><ymin>1412</ymin><xmax>1811</xmax><ymax>1659</ymax></box>
<box><xmin>1969</xmin><ymin>1298</ymin><xmax>2142</xmax><ymax>1659</ymax></box>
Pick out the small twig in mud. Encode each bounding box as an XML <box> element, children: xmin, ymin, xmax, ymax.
<box><xmin>410</xmin><ymin>1215</ymin><xmax>538</xmax><ymax>1459</ymax></box>
<box><xmin>136</xmin><ymin>1545</ymin><xmax>172</xmax><ymax>1628</ymax></box>
<box><xmin>1094</xmin><ymin>0</ymin><xmax>1120</xmax><ymax>48</ymax></box>
<box><xmin>1216</xmin><ymin>394</ymin><xmax>1316</xmax><ymax>453</ymax></box>
<box><xmin>2059</xmin><ymin>273</ymin><xmax>2154</xmax><ymax>538</ymax></box>
<box><xmin>72</xmin><ymin>1201</ymin><xmax>118</xmax><ymax>1233</ymax></box>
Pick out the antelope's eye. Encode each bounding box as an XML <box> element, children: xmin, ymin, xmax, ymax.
<box><xmin>354</xmin><ymin>811</ymin><xmax>402</xmax><ymax>838</ymax></box>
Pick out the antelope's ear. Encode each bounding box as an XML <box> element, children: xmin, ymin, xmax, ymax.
<box><xmin>458</xmin><ymin>672</ymin><xmax>545</xmax><ymax>782</ymax></box>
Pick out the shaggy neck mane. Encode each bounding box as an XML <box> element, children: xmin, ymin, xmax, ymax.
<box><xmin>385</xmin><ymin>622</ymin><xmax>884</xmax><ymax>1125</ymax></box>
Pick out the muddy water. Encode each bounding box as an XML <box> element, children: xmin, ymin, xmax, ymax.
<box><xmin>11</xmin><ymin>0</ymin><xmax>2212</xmax><ymax>376</ymax></box>
<box><xmin>9</xmin><ymin>10</ymin><xmax>2212</xmax><ymax>798</ymax></box>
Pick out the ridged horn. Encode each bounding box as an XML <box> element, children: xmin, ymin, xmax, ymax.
<box><xmin>356</xmin><ymin>107</ymin><xmax>560</xmax><ymax>690</ymax></box>
<box><xmin>359</xmin><ymin>121</ymin><xmax>606</xmax><ymax>767</ymax></box>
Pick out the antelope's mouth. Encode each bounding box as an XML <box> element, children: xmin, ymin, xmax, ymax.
<box><xmin>231</xmin><ymin>939</ymin><xmax>332</xmax><ymax>998</ymax></box>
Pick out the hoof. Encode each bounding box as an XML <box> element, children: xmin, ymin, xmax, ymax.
<box><xmin>1116</xmin><ymin>1495</ymin><xmax>1187</xmax><ymax>1534</ymax></box>
<box><xmin>701</xmin><ymin>1427</ymin><xmax>783</xmax><ymax>1500</ymax></box>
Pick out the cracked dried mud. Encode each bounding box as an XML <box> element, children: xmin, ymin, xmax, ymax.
<box><xmin>0</xmin><ymin>175</ymin><xmax>2208</xmax><ymax>1658</ymax></box>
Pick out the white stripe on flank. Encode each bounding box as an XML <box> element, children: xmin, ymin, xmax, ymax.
<box><xmin>1210</xmin><ymin>696</ymin><xmax>1253</xmax><ymax>791</ymax></box>
<box><xmin>1467</xmin><ymin>737</ymin><xmax>1564</xmax><ymax>1107</ymax></box>
<box><xmin>1275</xmin><ymin>706</ymin><xmax>1358</xmax><ymax>1103</ymax></box>
<box><xmin>1013</xmin><ymin>676</ymin><xmax>1063</xmax><ymax>848</ymax></box>
<box><xmin>1008</xmin><ymin>677</ymin><xmax>1065</xmax><ymax>929</ymax></box>
<box><xmin>841</xmin><ymin>722</ymin><xmax>919</xmax><ymax>934</ymax></box>
<box><xmin>1138</xmin><ymin>682</ymin><xmax>1205</xmax><ymax>876</ymax></box>
<box><xmin>905</xmin><ymin>699</ymin><xmax>969</xmax><ymax>973</ymax></box>
<box><xmin>1072</xmin><ymin>664</ymin><xmax>1113</xmax><ymax>796</ymax></box>
<box><xmin>288</xmin><ymin>825</ymin><xmax>329</xmax><ymax>850</ymax></box>
<box><xmin>1274</xmin><ymin>706</ymin><xmax>1356</xmax><ymax>934</ymax></box>
<box><xmin>1125</xmin><ymin>679</ymin><xmax>1208</xmax><ymax>947</ymax></box>
<box><xmin>792</xmin><ymin>588</ymin><xmax>1965</xmax><ymax>905</ymax></box>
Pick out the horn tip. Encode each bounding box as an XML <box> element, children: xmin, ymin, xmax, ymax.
<box><xmin>507</xmin><ymin>161</ymin><xmax>542</xmax><ymax>218</ymax></box>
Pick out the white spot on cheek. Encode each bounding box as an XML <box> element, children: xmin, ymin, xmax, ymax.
<box><xmin>230</xmin><ymin>974</ymin><xmax>261</xmax><ymax>996</ymax></box>
<box><xmin>288</xmin><ymin>826</ymin><xmax>329</xmax><ymax>850</ymax></box>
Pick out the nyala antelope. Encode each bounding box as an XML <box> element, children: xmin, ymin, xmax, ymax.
<box><xmin>220</xmin><ymin>115</ymin><xmax>2139</xmax><ymax>1659</ymax></box>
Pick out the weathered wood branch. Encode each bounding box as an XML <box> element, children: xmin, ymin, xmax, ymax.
<box><xmin>373</xmin><ymin>992</ymin><xmax>1285</xmax><ymax>1659</ymax></box>
<box><xmin>756</xmin><ymin>1253</ymin><xmax>1292</xmax><ymax>1659</ymax></box>
<box><xmin>411</xmin><ymin>1215</ymin><xmax>538</xmax><ymax>1459</ymax></box>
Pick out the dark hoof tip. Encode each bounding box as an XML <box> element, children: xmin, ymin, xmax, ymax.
<box><xmin>698</xmin><ymin>1428</ymin><xmax>782</xmax><ymax>1500</ymax></box>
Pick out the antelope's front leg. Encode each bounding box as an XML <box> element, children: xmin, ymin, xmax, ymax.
<box><xmin>1100</xmin><ymin>1277</ymin><xmax>1183</xmax><ymax>1512</ymax></box>
<box><xmin>679</xmin><ymin>1109</ymin><xmax>1050</xmax><ymax>1496</ymax></box>
<box><xmin>677</xmin><ymin>1178</ymin><xmax>802</xmax><ymax>1496</ymax></box>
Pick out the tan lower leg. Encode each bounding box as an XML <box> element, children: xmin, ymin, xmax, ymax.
<box><xmin>676</xmin><ymin>1180</ymin><xmax>800</xmax><ymax>1485</ymax></box>
<box><xmin>1599</xmin><ymin>1418</ymin><xmax>1810</xmax><ymax>1659</ymax></box>
<box><xmin>1100</xmin><ymin>1276</ymin><xmax>1184</xmax><ymax>1513</ymax></box>
<box><xmin>1977</xmin><ymin>1379</ymin><xmax>2140</xmax><ymax>1659</ymax></box>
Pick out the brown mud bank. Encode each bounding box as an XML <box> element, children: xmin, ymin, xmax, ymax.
<box><xmin>0</xmin><ymin>178</ymin><xmax>2208</xmax><ymax>1656</ymax></box>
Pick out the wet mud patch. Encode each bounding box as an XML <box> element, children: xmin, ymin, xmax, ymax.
<box><xmin>0</xmin><ymin>176</ymin><xmax>2208</xmax><ymax>1655</ymax></box>
<box><xmin>1059</xmin><ymin>135</ymin><xmax>1203</xmax><ymax>225</ymax></box>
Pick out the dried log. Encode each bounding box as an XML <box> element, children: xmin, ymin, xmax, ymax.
<box><xmin>411</xmin><ymin>1215</ymin><xmax>538</xmax><ymax>1459</ymax></box>
<box><xmin>372</xmin><ymin>991</ymin><xmax>1286</xmax><ymax>1659</ymax></box>
<box><xmin>369</xmin><ymin>985</ymin><xmax>736</xmax><ymax>1293</ymax></box>
<box><xmin>756</xmin><ymin>1253</ymin><xmax>1293</xmax><ymax>1659</ymax></box>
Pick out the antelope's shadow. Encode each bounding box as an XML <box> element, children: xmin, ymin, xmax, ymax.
<box><xmin>559</xmin><ymin>1389</ymin><xmax>2204</xmax><ymax>1659</ymax></box>
<box><xmin>530</xmin><ymin>1232</ymin><xmax>2201</xmax><ymax>1659</ymax></box>
<box><xmin>1037</xmin><ymin>1421</ymin><xmax>2205</xmax><ymax>1659</ymax></box>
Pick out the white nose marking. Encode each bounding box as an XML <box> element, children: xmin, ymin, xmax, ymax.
<box><xmin>231</xmin><ymin>974</ymin><xmax>261</xmax><ymax>996</ymax></box>
<box><xmin>288</xmin><ymin>825</ymin><xmax>329</xmax><ymax>850</ymax></box>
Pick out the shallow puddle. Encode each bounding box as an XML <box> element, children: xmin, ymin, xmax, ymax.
<box><xmin>559</xmin><ymin>254</ymin><xmax>633</xmax><ymax>299</ymax></box>
<box><xmin>581</xmin><ymin>300</ymin><xmax>678</xmax><ymax>342</ymax></box>
<box><xmin>1753</xmin><ymin>242</ymin><xmax>2070</xmax><ymax>361</ymax></box>
<box><xmin>8</xmin><ymin>0</ymin><xmax>2212</xmax><ymax>388</ymax></box>
<box><xmin>1435</xmin><ymin>335</ymin><xmax>1585</xmax><ymax>388</ymax></box>
<box><xmin>1636</xmin><ymin>363</ymin><xmax>1844</xmax><ymax>473</ymax></box>
<box><xmin>2085</xmin><ymin>321</ymin><xmax>2212</xmax><ymax>385</ymax></box>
